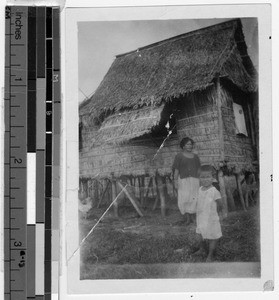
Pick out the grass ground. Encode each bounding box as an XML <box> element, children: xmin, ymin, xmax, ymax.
<box><xmin>79</xmin><ymin>204</ymin><xmax>260</xmax><ymax>279</ymax></box>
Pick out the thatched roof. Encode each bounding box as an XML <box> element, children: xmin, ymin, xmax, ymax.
<box><xmin>80</xmin><ymin>19</ymin><xmax>257</xmax><ymax>145</ymax></box>
<box><xmin>94</xmin><ymin>106</ymin><xmax>164</xmax><ymax>144</ymax></box>
<box><xmin>80</xmin><ymin>19</ymin><xmax>256</xmax><ymax>118</ymax></box>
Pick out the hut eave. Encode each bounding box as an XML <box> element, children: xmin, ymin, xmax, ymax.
<box><xmin>94</xmin><ymin>105</ymin><xmax>165</xmax><ymax>144</ymax></box>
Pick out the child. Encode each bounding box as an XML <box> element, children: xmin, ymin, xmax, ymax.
<box><xmin>193</xmin><ymin>165</ymin><xmax>226</xmax><ymax>262</ymax></box>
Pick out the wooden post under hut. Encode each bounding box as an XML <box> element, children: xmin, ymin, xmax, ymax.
<box><xmin>139</xmin><ymin>176</ymin><xmax>144</xmax><ymax>206</ymax></box>
<box><xmin>235</xmin><ymin>173</ymin><xmax>247</xmax><ymax>211</ymax></box>
<box><xmin>111</xmin><ymin>174</ymin><xmax>119</xmax><ymax>217</ymax></box>
<box><xmin>144</xmin><ymin>177</ymin><xmax>153</xmax><ymax>199</ymax></box>
<box><xmin>152</xmin><ymin>177</ymin><xmax>159</xmax><ymax>210</ymax></box>
<box><xmin>87</xmin><ymin>179</ymin><xmax>91</xmax><ymax>198</ymax></box>
<box><xmin>217</xmin><ymin>169</ymin><xmax>228</xmax><ymax>214</ymax></box>
<box><xmin>224</xmin><ymin>176</ymin><xmax>236</xmax><ymax>211</ymax></box>
<box><xmin>97</xmin><ymin>179</ymin><xmax>110</xmax><ymax>208</ymax></box>
<box><xmin>93</xmin><ymin>179</ymin><xmax>99</xmax><ymax>206</ymax></box>
<box><xmin>156</xmin><ymin>174</ymin><xmax>166</xmax><ymax>217</ymax></box>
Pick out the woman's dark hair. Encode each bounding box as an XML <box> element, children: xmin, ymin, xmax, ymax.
<box><xmin>180</xmin><ymin>137</ymin><xmax>194</xmax><ymax>149</ymax></box>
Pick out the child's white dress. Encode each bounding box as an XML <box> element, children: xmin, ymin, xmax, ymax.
<box><xmin>196</xmin><ymin>186</ymin><xmax>222</xmax><ymax>239</ymax></box>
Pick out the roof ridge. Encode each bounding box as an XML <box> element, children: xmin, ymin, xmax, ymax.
<box><xmin>116</xmin><ymin>18</ymin><xmax>240</xmax><ymax>58</ymax></box>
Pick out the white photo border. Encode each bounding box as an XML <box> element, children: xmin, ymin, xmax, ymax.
<box><xmin>62</xmin><ymin>1</ymin><xmax>273</xmax><ymax>297</ymax></box>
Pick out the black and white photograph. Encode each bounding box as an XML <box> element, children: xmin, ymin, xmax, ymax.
<box><xmin>64</xmin><ymin>3</ymin><xmax>273</xmax><ymax>295</ymax></box>
<box><xmin>78</xmin><ymin>16</ymin><xmax>260</xmax><ymax>278</ymax></box>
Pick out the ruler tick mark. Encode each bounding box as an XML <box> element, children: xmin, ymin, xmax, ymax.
<box><xmin>11</xmin><ymin>166</ymin><xmax>26</xmax><ymax>169</ymax></box>
<box><xmin>10</xmin><ymin>248</ymin><xmax>26</xmax><ymax>251</ymax></box>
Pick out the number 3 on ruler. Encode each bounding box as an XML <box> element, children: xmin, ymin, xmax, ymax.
<box><xmin>53</xmin><ymin>74</ymin><xmax>59</xmax><ymax>82</ymax></box>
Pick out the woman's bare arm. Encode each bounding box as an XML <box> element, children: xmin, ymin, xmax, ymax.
<box><xmin>174</xmin><ymin>169</ymin><xmax>179</xmax><ymax>189</ymax></box>
<box><xmin>216</xmin><ymin>198</ymin><xmax>227</xmax><ymax>220</ymax></box>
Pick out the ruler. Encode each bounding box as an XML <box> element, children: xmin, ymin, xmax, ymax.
<box><xmin>4</xmin><ymin>6</ymin><xmax>60</xmax><ymax>300</ymax></box>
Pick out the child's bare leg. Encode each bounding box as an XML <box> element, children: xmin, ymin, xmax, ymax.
<box><xmin>174</xmin><ymin>213</ymin><xmax>188</xmax><ymax>225</ymax></box>
<box><xmin>249</xmin><ymin>192</ymin><xmax>254</xmax><ymax>205</ymax></box>
<box><xmin>192</xmin><ymin>234</ymin><xmax>206</xmax><ymax>255</ymax></box>
<box><xmin>206</xmin><ymin>239</ymin><xmax>218</xmax><ymax>262</ymax></box>
<box><xmin>190</xmin><ymin>213</ymin><xmax>196</xmax><ymax>224</ymax></box>
<box><xmin>185</xmin><ymin>213</ymin><xmax>191</xmax><ymax>225</ymax></box>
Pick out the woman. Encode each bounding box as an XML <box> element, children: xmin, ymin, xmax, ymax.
<box><xmin>173</xmin><ymin>137</ymin><xmax>201</xmax><ymax>225</ymax></box>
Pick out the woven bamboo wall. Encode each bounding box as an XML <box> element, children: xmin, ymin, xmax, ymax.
<box><xmin>176</xmin><ymin>89</ymin><xmax>222</xmax><ymax>167</ymax></box>
<box><xmin>80</xmin><ymin>85</ymin><xmax>256</xmax><ymax>180</ymax></box>
<box><xmin>220</xmin><ymin>87</ymin><xmax>256</xmax><ymax>172</ymax></box>
<box><xmin>79</xmin><ymin>125</ymin><xmax>179</xmax><ymax>179</ymax></box>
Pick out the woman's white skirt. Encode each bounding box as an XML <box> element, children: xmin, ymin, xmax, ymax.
<box><xmin>177</xmin><ymin>177</ymin><xmax>200</xmax><ymax>214</ymax></box>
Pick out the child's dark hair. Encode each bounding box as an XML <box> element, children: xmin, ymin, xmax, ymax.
<box><xmin>200</xmin><ymin>164</ymin><xmax>214</xmax><ymax>174</ymax></box>
<box><xmin>180</xmin><ymin>137</ymin><xmax>194</xmax><ymax>149</ymax></box>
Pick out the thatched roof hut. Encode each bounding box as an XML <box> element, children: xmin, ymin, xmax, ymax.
<box><xmin>79</xmin><ymin>19</ymin><xmax>258</xmax><ymax>214</ymax></box>
<box><xmin>80</xmin><ymin>18</ymin><xmax>257</xmax><ymax>145</ymax></box>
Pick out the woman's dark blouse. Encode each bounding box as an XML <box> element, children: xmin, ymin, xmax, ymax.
<box><xmin>172</xmin><ymin>153</ymin><xmax>201</xmax><ymax>179</ymax></box>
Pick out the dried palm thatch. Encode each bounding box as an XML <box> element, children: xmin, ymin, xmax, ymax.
<box><xmin>94</xmin><ymin>105</ymin><xmax>164</xmax><ymax>144</ymax></box>
<box><xmin>80</xmin><ymin>19</ymin><xmax>257</xmax><ymax>127</ymax></box>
